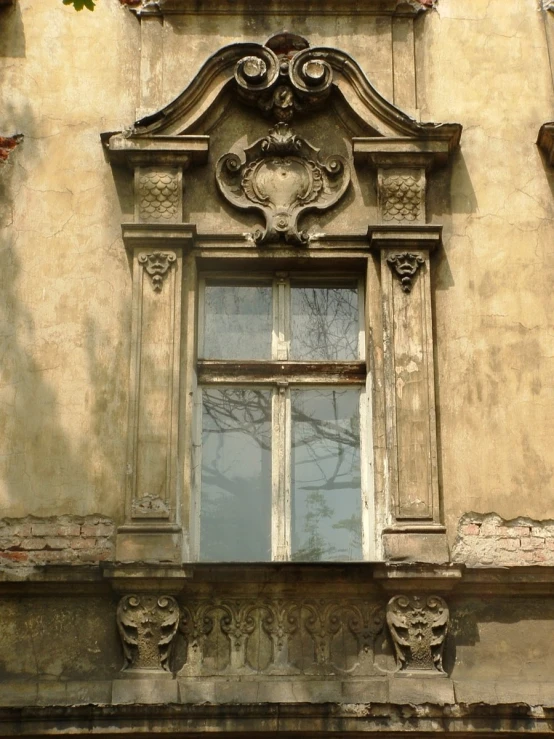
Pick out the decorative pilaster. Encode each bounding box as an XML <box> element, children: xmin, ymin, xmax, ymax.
<box><xmin>104</xmin><ymin>135</ymin><xmax>208</xmax><ymax>563</ymax></box>
<box><xmin>354</xmin><ymin>134</ymin><xmax>461</xmax><ymax>563</ymax></box>
<box><xmin>386</xmin><ymin>594</ymin><xmax>449</xmax><ymax>675</ymax></box>
<box><xmin>370</xmin><ymin>225</ymin><xmax>445</xmax><ymax>562</ymax></box>
<box><xmin>115</xmin><ymin>225</ymin><xmax>195</xmax><ymax>562</ymax></box>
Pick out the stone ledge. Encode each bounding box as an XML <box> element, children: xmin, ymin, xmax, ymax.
<box><xmin>3</xmin><ymin>562</ymin><xmax>554</xmax><ymax>596</ymax></box>
<box><xmin>1</xmin><ymin>701</ymin><xmax>554</xmax><ymax>736</ymax></box>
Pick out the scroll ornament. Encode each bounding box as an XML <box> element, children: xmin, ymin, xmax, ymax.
<box><xmin>216</xmin><ymin>122</ymin><xmax>350</xmax><ymax>245</ymax></box>
<box><xmin>116</xmin><ymin>594</ymin><xmax>180</xmax><ymax>672</ymax></box>
<box><xmin>386</xmin><ymin>594</ymin><xmax>449</xmax><ymax>674</ymax></box>
<box><xmin>234</xmin><ymin>34</ymin><xmax>333</xmax><ymax>122</ymax></box>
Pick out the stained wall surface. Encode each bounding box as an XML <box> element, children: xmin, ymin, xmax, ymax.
<box><xmin>0</xmin><ymin>0</ymin><xmax>553</xmax><ymax>548</ymax></box>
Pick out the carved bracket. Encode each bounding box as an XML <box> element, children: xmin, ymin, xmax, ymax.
<box><xmin>138</xmin><ymin>251</ymin><xmax>176</xmax><ymax>292</ymax></box>
<box><xmin>216</xmin><ymin>123</ymin><xmax>350</xmax><ymax>245</ymax></box>
<box><xmin>386</xmin><ymin>252</ymin><xmax>425</xmax><ymax>293</ymax></box>
<box><xmin>234</xmin><ymin>34</ymin><xmax>332</xmax><ymax>122</ymax></box>
<box><xmin>386</xmin><ymin>594</ymin><xmax>449</xmax><ymax>674</ymax></box>
<box><xmin>117</xmin><ymin>594</ymin><xmax>180</xmax><ymax>672</ymax></box>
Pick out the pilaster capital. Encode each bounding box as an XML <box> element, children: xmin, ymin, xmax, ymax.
<box><xmin>368</xmin><ymin>224</ymin><xmax>442</xmax><ymax>252</ymax></box>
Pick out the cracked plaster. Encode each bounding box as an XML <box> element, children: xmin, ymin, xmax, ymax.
<box><xmin>0</xmin><ymin>0</ymin><xmax>553</xmax><ymax>545</ymax></box>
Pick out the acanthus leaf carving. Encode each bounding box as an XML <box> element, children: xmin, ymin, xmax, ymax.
<box><xmin>220</xmin><ymin>602</ymin><xmax>257</xmax><ymax>672</ymax></box>
<box><xmin>303</xmin><ymin>601</ymin><xmax>342</xmax><ymax>665</ymax></box>
<box><xmin>216</xmin><ymin>123</ymin><xmax>350</xmax><ymax>245</ymax></box>
<box><xmin>386</xmin><ymin>252</ymin><xmax>425</xmax><ymax>293</ymax></box>
<box><xmin>386</xmin><ymin>594</ymin><xmax>449</xmax><ymax>674</ymax></box>
<box><xmin>116</xmin><ymin>594</ymin><xmax>180</xmax><ymax>672</ymax></box>
<box><xmin>138</xmin><ymin>251</ymin><xmax>176</xmax><ymax>292</ymax></box>
<box><xmin>261</xmin><ymin>600</ymin><xmax>300</xmax><ymax>671</ymax></box>
<box><xmin>345</xmin><ymin>603</ymin><xmax>386</xmax><ymax>657</ymax></box>
<box><xmin>179</xmin><ymin>603</ymin><xmax>215</xmax><ymax>675</ymax></box>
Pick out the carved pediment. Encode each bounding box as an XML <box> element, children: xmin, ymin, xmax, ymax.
<box><xmin>104</xmin><ymin>34</ymin><xmax>461</xmax><ymax>146</ymax></box>
<box><xmin>102</xmin><ymin>34</ymin><xmax>461</xmax><ymax>240</ymax></box>
<box><xmin>216</xmin><ymin>122</ymin><xmax>350</xmax><ymax>244</ymax></box>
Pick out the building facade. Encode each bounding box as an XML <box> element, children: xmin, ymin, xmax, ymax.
<box><xmin>2</xmin><ymin>0</ymin><xmax>554</xmax><ymax>735</ymax></box>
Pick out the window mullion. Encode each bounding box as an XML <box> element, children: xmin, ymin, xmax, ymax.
<box><xmin>274</xmin><ymin>272</ymin><xmax>290</xmax><ymax>361</ymax></box>
<box><xmin>272</xmin><ymin>274</ymin><xmax>291</xmax><ymax>561</ymax></box>
<box><xmin>272</xmin><ymin>384</ymin><xmax>290</xmax><ymax>560</ymax></box>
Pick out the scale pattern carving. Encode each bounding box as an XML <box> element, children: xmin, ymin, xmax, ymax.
<box><xmin>381</xmin><ymin>174</ymin><xmax>422</xmax><ymax>222</ymax></box>
<box><xmin>138</xmin><ymin>170</ymin><xmax>180</xmax><ymax>221</ymax></box>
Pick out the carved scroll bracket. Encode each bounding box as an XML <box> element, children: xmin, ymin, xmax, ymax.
<box><xmin>386</xmin><ymin>594</ymin><xmax>449</xmax><ymax>675</ymax></box>
<box><xmin>117</xmin><ymin>594</ymin><xmax>180</xmax><ymax>672</ymax></box>
<box><xmin>217</xmin><ymin>122</ymin><xmax>350</xmax><ymax>245</ymax></box>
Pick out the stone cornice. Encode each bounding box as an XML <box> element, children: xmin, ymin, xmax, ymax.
<box><xmin>103</xmin><ymin>134</ymin><xmax>209</xmax><ymax>168</ymax></box>
<box><xmin>353</xmin><ymin>134</ymin><xmax>461</xmax><ymax>169</ymax></box>
<box><xmin>3</xmin><ymin>562</ymin><xmax>554</xmax><ymax>597</ymax></box>
<box><xmin>1</xmin><ymin>701</ymin><xmax>554</xmax><ymax>736</ymax></box>
<box><xmin>121</xmin><ymin>0</ymin><xmax>435</xmax><ymax>17</ymax></box>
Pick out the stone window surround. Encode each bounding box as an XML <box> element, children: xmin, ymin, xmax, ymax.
<box><xmin>103</xmin><ymin>36</ymin><xmax>461</xmax><ymax>567</ymax></box>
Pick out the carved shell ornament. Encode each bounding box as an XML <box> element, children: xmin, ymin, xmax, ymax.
<box><xmin>216</xmin><ymin>123</ymin><xmax>351</xmax><ymax>245</ymax></box>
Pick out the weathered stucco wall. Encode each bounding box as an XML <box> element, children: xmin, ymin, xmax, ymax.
<box><xmin>0</xmin><ymin>0</ymin><xmax>139</xmax><ymax>520</ymax></box>
<box><xmin>417</xmin><ymin>1</ymin><xmax>554</xmax><ymax>536</ymax></box>
<box><xmin>1</xmin><ymin>0</ymin><xmax>554</xmax><ymax>548</ymax></box>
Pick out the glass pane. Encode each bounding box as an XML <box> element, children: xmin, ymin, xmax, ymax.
<box><xmin>291</xmin><ymin>388</ymin><xmax>362</xmax><ymax>561</ymax></box>
<box><xmin>202</xmin><ymin>284</ymin><xmax>272</xmax><ymax>360</ymax></box>
<box><xmin>200</xmin><ymin>388</ymin><xmax>272</xmax><ymax>561</ymax></box>
<box><xmin>291</xmin><ymin>285</ymin><xmax>358</xmax><ymax>361</ymax></box>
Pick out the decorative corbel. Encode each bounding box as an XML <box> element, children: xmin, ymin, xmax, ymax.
<box><xmin>386</xmin><ymin>594</ymin><xmax>449</xmax><ymax>675</ymax></box>
<box><xmin>117</xmin><ymin>594</ymin><xmax>180</xmax><ymax>672</ymax></box>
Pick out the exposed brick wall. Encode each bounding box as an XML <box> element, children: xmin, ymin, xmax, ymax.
<box><xmin>0</xmin><ymin>516</ymin><xmax>114</xmax><ymax>566</ymax></box>
<box><xmin>0</xmin><ymin>135</ymin><xmax>23</xmax><ymax>163</ymax></box>
<box><xmin>452</xmin><ymin>513</ymin><xmax>554</xmax><ymax>566</ymax></box>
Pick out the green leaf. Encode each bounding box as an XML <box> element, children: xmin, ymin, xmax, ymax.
<box><xmin>62</xmin><ymin>0</ymin><xmax>96</xmax><ymax>10</ymax></box>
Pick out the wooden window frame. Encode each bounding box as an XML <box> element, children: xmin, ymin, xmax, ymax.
<box><xmin>189</xmin><ymin>269</ymin><xmax>376</xmax><ymax>562</ymax></box>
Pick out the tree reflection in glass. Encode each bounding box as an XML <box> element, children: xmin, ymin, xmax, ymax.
<box><xmin>291</xmin><ymin>389</ymin><xmax>362</xmax><ymax>561</ymax></box>
<box><xmin>200</xmin><ymin>388</ymin><xmax>272</xmax><ymax>561</ymax></box>
<box><xmin>291</xmin><ymin>286</ymin><xmax>358</xmax><ymax>360</ymax></box>
<box><xmin>203</xmin><ymin>284</ymin><xmax>272</xmax><ymax>360</ymax></box>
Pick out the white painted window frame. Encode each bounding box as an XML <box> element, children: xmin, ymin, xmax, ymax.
<box><xmin>191</xmin><ymin>273</ymin><xmax>375</xmax><ymax>562</ymax></box>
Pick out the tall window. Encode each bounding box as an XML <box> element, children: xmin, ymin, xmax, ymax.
<box><xmin>193</xmin><ymin>271</ymin><xmax>372</xmax><ymax>562</ymax></box>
